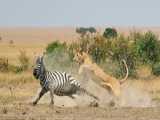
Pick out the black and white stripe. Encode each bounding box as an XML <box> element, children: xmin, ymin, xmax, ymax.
<box><xmin>32</xmin><ymin>56</ymin><xmax>98</xmax><ymax>105</ymax></box>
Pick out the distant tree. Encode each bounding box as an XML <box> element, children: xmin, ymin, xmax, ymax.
<box><xmin>103</xmin><ymin>27</ymin><xmax>118</xmax><ymax>39</ymax></box>
<box><xmin>76</xmin><ymin>27</ymin><xmax>96</xmax><ymax>36</ymax></box>
<box><xmin>76</xmin><ymin>27</ymin><xmax>87</xmax><ymax>36</ymax></box>
<box><xmin>88</xmin><ymin>27</ymin><xmax>96</xmax><ymax>34</ymax></box>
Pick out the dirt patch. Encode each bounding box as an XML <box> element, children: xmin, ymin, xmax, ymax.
<box><xmin>1</xmin><ymin>104</ymin><xmax>160</xmax><ymax>120</ymax></box>
<box><xmin>0</xmin><ymin>80</ymin><xmax>160</xmax><ymax>120</ymax></box>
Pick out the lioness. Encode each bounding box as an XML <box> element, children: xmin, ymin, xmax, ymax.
<box><xmin>74</xmin><ymin>51</ymin><xmax>128</xmax><ymax>97</ymax></box>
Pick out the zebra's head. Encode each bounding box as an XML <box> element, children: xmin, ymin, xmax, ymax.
<box><xmin>33</xmin><ymin>56</ymin><xmax>46</xmax><ymax>80</ymax></box>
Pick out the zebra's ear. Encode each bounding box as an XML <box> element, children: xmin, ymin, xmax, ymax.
<box><xmin>41</xmin><ymin>56</ymin><xmax>45</xmax><ymax>64</ymax></box>
<box><xmin>35</xmin><ymin>56</ymin><xmax>40</xmax><ymax>64</ymax></box>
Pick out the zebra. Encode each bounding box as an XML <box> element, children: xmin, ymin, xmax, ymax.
<box><xmin>32</xmin><ymin>56</ymin><xmax>99</xmax><ymax>106</ymax></box>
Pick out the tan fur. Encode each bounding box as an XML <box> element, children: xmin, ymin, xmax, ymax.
<box><xmin>74</xmin><ymin>52</ymin><xmax>128</xmax><ymax>97</ymax></box>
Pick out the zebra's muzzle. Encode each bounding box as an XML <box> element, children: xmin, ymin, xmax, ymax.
<box><xmin>33</xmin><ymin>68</ymin><xmax>39</xmax><ymax>79</ymax></box>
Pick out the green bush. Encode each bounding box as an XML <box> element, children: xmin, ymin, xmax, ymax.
<box><xmin>69</xmin><ymin>32</ymin><xmax>137</xmax><ymax>77</ymax></box>
<box><xmin>68</xmin><ymin>33</ymin><xmax>107</xmax><ymax>63</ymax></box>
<box><xmin>152</xmin><ymin>63</ymin><xmax>160</xmax><ymax>76</ymax></box>
<box><xmin>134</xmin><ymin>31</ymin><xmax>160</xmax><ymax>64</ymax></box>
<box><xmin>106</xmin><ymin>35</ymin><xmax>137</xmax><ymax>77</ymax></box>
<box><xmin>103</xmin><ymin>27</ymin><xmax>118</xmax><ymax>39</ymax></box>
<box><xmin>45</xmin><ymin>43</ymin><xmax>78</xmax><ymax>73</ymax></box>
<box><xmin>69</xmin><ymin>29</ymin><xmax>160</xmax><ymax>78</ymax></box>
<box><xmin>79</xmin><ymin>34</ymin><xmax>91</xmax><ymax>52</ymax></box>
<box><xmin>88</xmin><ymin>35</ymin><xmax>107</xmax><ymax>63</ymax></box>
<box><xmin>67</xmin><ymin>42</ymin><xmax>80</xmax><ymax>61</ymax></box>
<box><xmin>46</xmin><ymin>41</ymin><xmax>66</xmax><ymax>54</ymax></box>
<box><xmin>45</xmin><ymin>41</ymin><xmax>76</xmax><ymax>72</ymax></box>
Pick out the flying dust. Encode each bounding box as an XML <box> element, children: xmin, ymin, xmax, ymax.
<box><xmin>42</xmin><ymin>51</ymin><xmax>154</xmax><ymax>108</ymax></box>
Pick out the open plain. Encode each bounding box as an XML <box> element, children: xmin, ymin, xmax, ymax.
<box><xmin>1</xmin><ymin>27</ymin><xmax>160</xmax><ymax>120</ymax></box>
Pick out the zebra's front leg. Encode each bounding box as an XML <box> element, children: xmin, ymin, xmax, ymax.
<box><xmin>50</xmin><ymin>89</ymin><xmax>54</xmax><ymax>105</ymax></box>
<box><xmin>33</xmin><ymin>88</ymin><xmax>47</xmax><ymax>106</ymax></box>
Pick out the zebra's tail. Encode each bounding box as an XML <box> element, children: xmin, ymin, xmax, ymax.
<box><xmin>77</xmin><ymin>87</ymin><xmax>99</xmax><ymax>101</ymax></box>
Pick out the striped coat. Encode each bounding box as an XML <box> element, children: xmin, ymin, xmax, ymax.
<box><xmin>32</xmin><ymin>56</ymin><xmax>98</xmax><ymax>105</ymax></box>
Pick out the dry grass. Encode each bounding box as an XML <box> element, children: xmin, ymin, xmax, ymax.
<box><xmin>0</xmin><ymin>27</ymin><xmax>78</xmax><ymax>44</ymax></box>
<box><xmin>0</xmin><ymin>43</ymin><xmax>45</xmax><ymax>65</ymax></box>
<box><xmin>0</xmin><ymin>37</ymin><xmax>46</xmax><ymax>105</ymax></box>
<box><xmin>136</xmin><ymin>65</ymin><xmax>152</xmax><ymax>79</ymax></box>
<box><xmin>0</xmin><ymin>72</ymin><xmax>36</xmax><ymax>86</ymax></box>
<box><xmin>0</xmin><ymin>41</ymin><xmax>43</xmax><ymax>105</ymax></box>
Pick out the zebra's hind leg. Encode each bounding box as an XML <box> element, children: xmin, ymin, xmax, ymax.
<box><xmin>80</xmin><ymin>88</ymin><xmax>99</xmax><ymax>101</ymax></box>
<box><xmin>79</xmin><ymin>88</ymin><xmax>99</xmax><ymax>107</ymax></box>
<box><xmin>33</xmin><ymin>88</ymin><xmax>47</xmax><ymax>106</ymax></box>
<box><xmin>85</xmin><ymin>90</ymin><xmax>99</xmax><ymax>107</ymax></box>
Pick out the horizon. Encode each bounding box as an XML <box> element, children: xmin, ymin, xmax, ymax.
<box><xmin>1</xmin><ymin>26</ymin><xmax>160</xmax><ymax>28</ymax></box>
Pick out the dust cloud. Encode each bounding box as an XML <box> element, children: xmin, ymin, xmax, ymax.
<box><xmin>120</xmin><ymin>81</ymin><xmax>153</xmax><ymax>107</ymax></box>
<box><xmin>42</xmin><ymin>51</ymin><xmax>154</xmax><ymax>108</ymax></box>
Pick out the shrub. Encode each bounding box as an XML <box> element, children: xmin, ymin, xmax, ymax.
<box><xmin>71</xmin><ymin>28</ymin><xmax>160</xmax><ymax>78</ymax></box>
<box><xmin>106</xmin><ymin>35</ymin><xmax>137</xmax><ymax>77</ymax></box>
<box><xmin>88</xmin><ymin>34</ymin><xmax>107</xmax><ymax>63</ymax></box>
<box><xmin>134</xmin><ymin>31</ymin><xmax>160</xmax><ymax>64</ymax></box>
<box><xmin>45</xmin><ymin>50</ymin><xmax>75</xmax><ymax>72</ymax></box>
<box><xmin>46</xmin><ymin>41</ymin><xmax>66</xmax><ymax>54</ymax></box>
<box><xmin>18</xmin><ymin>50</ymin><xmax>29</xmax><ymax>71</ymax></box>
<box><xmin>103</xmin><ymin>27</ymin><xmax>118</xmax><ymax>39</ymax></box>
<box><xmin>0</xmin><ymin>57</ymin><xmax>23</xmax><ymax>73</ymax></box>
<box><xmin>45</xmin><ymin>41</ymin><xmax>76</xmax><ymax>72</ymax></box>
<box><xmin>152</xmin><ymin>63</ymin><xmax>160</xmax><ymax>76</ymax></box>
<box><xmin>67</xmin><ymin>42</ymin><xmax>80</xmax><ymax>61</ymax></box>
<box><xmin>8</xmin><ymin>65</ymin><xmax>23</xmax><ymax>73</ymax></box>
<box><xmin>69</xmin><ymin>33</ymin><xmax>107</xmax><ymax>63</ymax></box>
<box><xmin>69</xmin><ymin>32</ymin><xmax>137</xmax><ymax>77</ymax></box>
<box><xmin>0</xmin><ymin>57</ymin><xmax>8</xmax><ymax>72</ymax></box>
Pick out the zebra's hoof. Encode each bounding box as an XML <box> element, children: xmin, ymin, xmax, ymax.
<box><xmin>32</xmin><ymin>102</ymin><xmax>37</xmax><ymax>106</ymax></box>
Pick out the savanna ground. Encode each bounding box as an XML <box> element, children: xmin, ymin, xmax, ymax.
<box><xmin>1</xmin><ymin>27</ymin><xmax>160</xmax><ymax>120</ymax></box>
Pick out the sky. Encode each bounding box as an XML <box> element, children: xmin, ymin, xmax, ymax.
<box><xmin>0</xmin><ymin>0</ymin><xmax>160</xmax><ymax>27</ymax></box>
